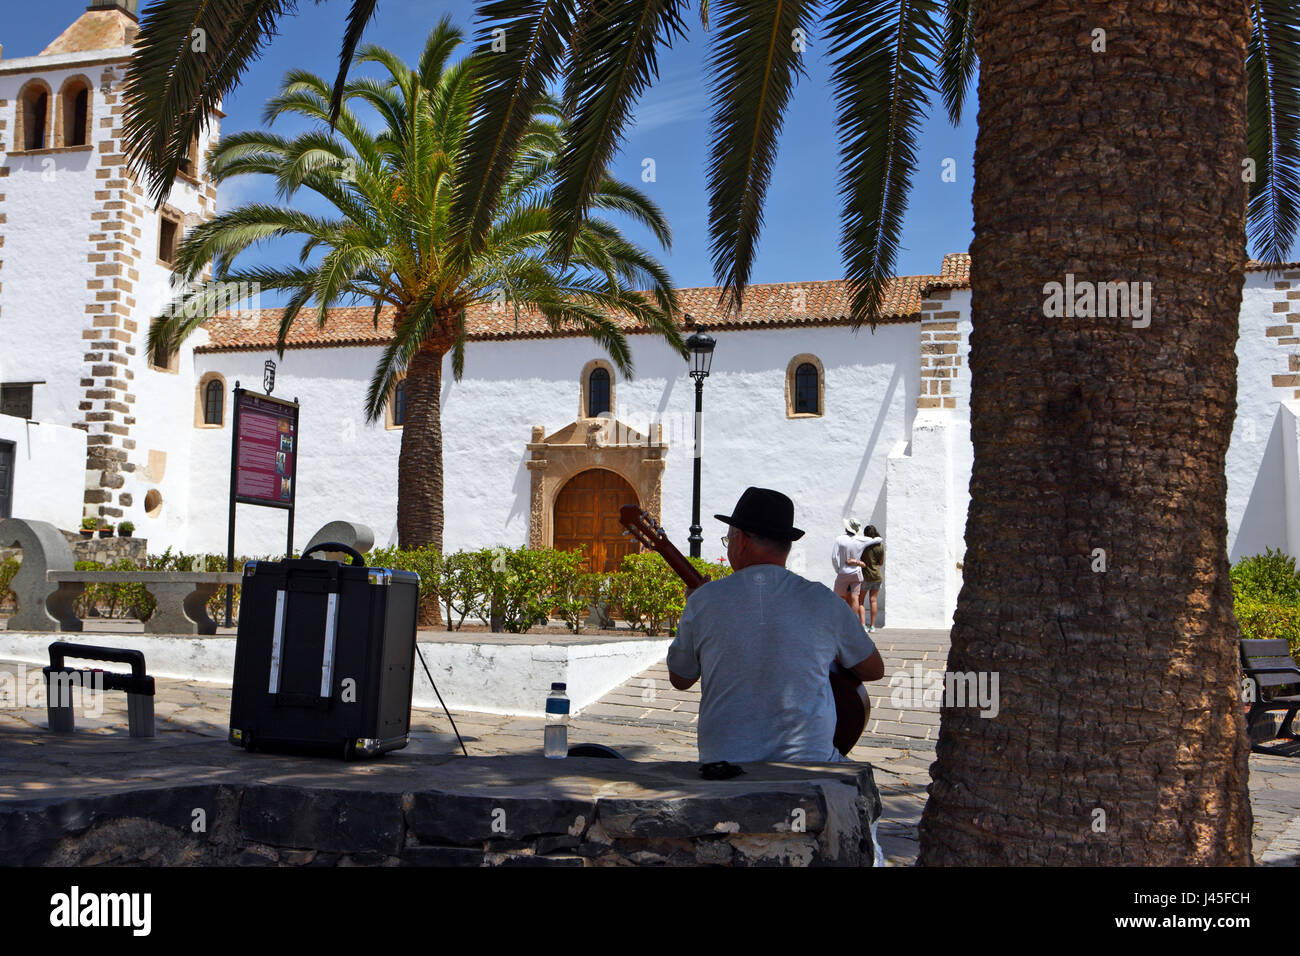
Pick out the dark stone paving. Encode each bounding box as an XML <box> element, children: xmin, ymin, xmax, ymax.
<box><xmin>2</xmin><ymin>623</ymin><xmax>1298</xmax><ymax>865</ymax></box>
<box><xmin>577</xmin><ymin>629</ymin><xmax>1300</xmax><ymax>866</ymax></box>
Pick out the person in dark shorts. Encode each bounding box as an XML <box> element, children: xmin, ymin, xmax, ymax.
<box><xmin>852</xmin><ymin>525</ymin><xmax>884</xmax><ymax>633</ymax></box>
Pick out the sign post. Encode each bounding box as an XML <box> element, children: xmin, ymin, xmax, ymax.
<box><xmin>224</xmin><ymin>383</ymin><xmax>301</xmax><ymax>625</ymax></box>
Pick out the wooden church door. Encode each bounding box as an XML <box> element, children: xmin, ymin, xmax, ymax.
<box><xmin>552</xmin><ymin>469</ymin><xmax>639</xmax><ymax>573</ymax></box>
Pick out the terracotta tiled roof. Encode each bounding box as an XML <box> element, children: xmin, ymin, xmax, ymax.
<box><xmin>41</xmin><ymin>9</ymin><xmax>139</xmax><ymax>56</ymax></box>
<box><xmin>919</xmin><ymin>253</ymin><xmax>970</xmax><ymax>295</ymax></box>
<box><xmin>939</xmin><ymin>253</ymin><xmax>970</xmax><ymax>280</ymax></box>
<box><xmin>197</xmin><ymin>274</ymin><xmax>938</xmax><ymax>353</ymax></box>
<box><xmin>915</xmin><ymin>255</ymin><xmax>1295</xmax><ymax>295</ymax></box>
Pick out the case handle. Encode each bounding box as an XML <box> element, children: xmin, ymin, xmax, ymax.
<box><xmin>303</xmin><ymin>542</ymin><xmax>366</xmax><ymax>566</ymax></box>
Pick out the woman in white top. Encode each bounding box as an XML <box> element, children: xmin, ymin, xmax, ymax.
<box><xmin>831</xmin><ymin>518</ymin><xmax>881</xmax><ymax>629</ymax></box>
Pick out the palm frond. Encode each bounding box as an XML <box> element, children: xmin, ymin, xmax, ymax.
<box><xmin>417</xmin><ymin>15</ymin><xmax>467</xmax><ymax>90</ymax></box>
<box><xmin>827</xmin><ymin>0</ymin><xmax>942</xmax><ymax>326</ymax></box>
<box><xmin>206</xmin><ymin>129</ymin><xmax>294</xmax><ymax>182</ymax></box>
<box><xmin>329</xmin><ymin>0</ymin><xmax>382</xmax><ymax>124</ymax></box>
<box><xmin>704</xmin><ymin>0</ymin><xmax>819</xmax><ymax>314</ymax></box>
<box><xmin>588</xmin><ymin>177</ymin><xmax>674</xmax><ymax>250</ymax></box>
<box><xmin>123</xmin><ymin>0</ymin><xmax>296</xmax><ymax>205</ymax></box>
<box><xmin>548</xmin><ymin>0</ymin><xmax>689</xmax><ymax>261</ymax></box>
<box><xmin>171</xmin><ymin>204</ymin><xmax>347</xmax><ymax>279</ymax></box>
<box><xmin>1248</xmin><ymin>0</ymin><xmax>1300</xmax><ymax>265</ymax></box>
<box><xmin>147</xmin><ymin>264</ymin><xmax>318</xmax><ymax>362</ymax></box>
<box><xmin>937</xmin><ymin>0</ymin><xmax>977</xmax><ymax>124</ymax></box>
<box><xmin>450</xmin><ymin>0</ymin><xmax>578</xmax><ymax>250</ymax></box>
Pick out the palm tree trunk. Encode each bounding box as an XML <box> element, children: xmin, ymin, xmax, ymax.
<box><xmin>397</xmin><ymin>340</ymin><xmax>447</xmax><ymax>552</ymax></box>
<box><xmin>918</xmin><ymin>0</ymin><xmax>1253</xmax><ymax>864</ymax></box>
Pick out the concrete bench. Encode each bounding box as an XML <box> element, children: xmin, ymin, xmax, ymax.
<box><xmin>46</xmin><ymin>571</ymin><xmax>244</xmax><ymax>635</ymax></box>
<box><xmin>3</xmin><ymin>516</ymin><xmax>376</xmax><ymax>635</ymax></box>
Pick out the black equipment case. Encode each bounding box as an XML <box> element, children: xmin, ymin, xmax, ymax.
<box><xmin>229</xmin><ymin>543</ymin><xmax>420</xmax><ymax>759</ymax></box>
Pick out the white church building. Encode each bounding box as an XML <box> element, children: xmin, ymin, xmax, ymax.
<box><xmin>2</xmin><ymin>1</ymin><xmax>1298</xmax><ymax>629</ymax></box>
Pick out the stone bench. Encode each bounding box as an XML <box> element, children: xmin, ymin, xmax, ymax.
<box><xmin>2</xmin><ymin>516</ymin><xmax>376</xmax><ymax>635</ymax></box>
<box><xmin>46</xmin><ymin>571</ymin><xmax>244</xmax><ymax>635</ymax></box>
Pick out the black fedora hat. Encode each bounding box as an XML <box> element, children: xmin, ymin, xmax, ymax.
<box><xmin>715</xmin><ymin>487</ymin><xmax>805</xmax><ymax>541</ymax></box>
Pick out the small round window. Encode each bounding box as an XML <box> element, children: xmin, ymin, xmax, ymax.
<box><xmin>144</xmin><ymin>489</ymin><xmax>163</xmax><ymax>518</ymax></box>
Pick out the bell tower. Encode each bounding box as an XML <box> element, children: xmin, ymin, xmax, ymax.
<box><xmin>0</xmin><ymin>2</ymin><xmax>220</xmax><ymax>534</ymax></box>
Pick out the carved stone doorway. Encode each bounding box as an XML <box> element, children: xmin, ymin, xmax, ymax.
<box><xmin>553</xmin><ymin>469</ymin><xmax>639</xmax><ymax>573</ymax></box>
<box><xmin>526</xmin><ymin>417</ymin><xmax>667</xmax><ymax>554</ymax></box>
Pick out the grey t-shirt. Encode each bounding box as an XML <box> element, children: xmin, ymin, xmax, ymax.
<box><xmin>666</xmin><ymin>563</ymin><xmax>878</xmax><ymax>764</ymax></box>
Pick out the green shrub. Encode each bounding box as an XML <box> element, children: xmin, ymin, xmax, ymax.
<box><xmin>368</xmin><ymin>545</ymin><xmax>442</xmax><ymax>625</ymax></box>
<box><xmin>202</xmin><ymin>554</ymin><xmax>252</xmax><ymax>625</ymax></box>
<box><xmin>1231</xmin><ymin>548</ymin><xmax>1300</xmax><ymax>604</ymax></box>
<box><xmin>1231</xmin><ymin>550</ymin><xmax>1300</xmax><ymax>664</ymax></box>
<box><xmin>585</xmin><ymin>572</ymin><xmax>619</xmax><ymax>629</ymax></box>
<box><xmin>440</xmin><ymin>549</ymin><xmax>494</xmax><ymax>630</ymax></box>
<box><xmin>0</xmin><ymin>555</ymin><xmax>21</xmax><ymax>613</ymax></box>
<box><xmin>546</xmin><ymin>548</ymin><xmax>593</xmax><ymax>633</ymax></box>
<box><xmin>1234</xmin><ymin>597</ymin><xmax>1300</xmax><ymax>661</ymax></box>
<box><xmin>611</xmin><ymin>552</ymin><xmax>687</xmax><ymax>636</ymax></box>
<box><xmin>690</xmin><ymin>556</ymin><xmax>733</xmax><ymax>583</ymax></box>
<box><xmin>73</xmin><ymin>560</ymin><xmax>105</xmax><ymax>618</ymax></box>
<box><xmin>488</xmin><ymin>547</ymin><xmax>560</xmax><ymax>634</ymax></box>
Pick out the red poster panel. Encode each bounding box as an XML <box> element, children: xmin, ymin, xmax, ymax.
<box><xmin>234</xmin><ymin>391</ymin><xmax>299</xmax><ymax>508</ymax></box>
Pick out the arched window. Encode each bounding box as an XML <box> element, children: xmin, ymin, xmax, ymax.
<box><xmin>580</xmin><ymin>360</ymin><xmax>615</xmax><ymax>418</ymax></box>
<box><xmin>794</xmin><ymin>364</ymin><xmax>819</xmax><ymax>414</ymax></box>
<box><xmin>58</xmin><ymin>77</ymin><xmax>92</xmax><ymax>148</ymax></box>
<box><xmin>393</xmin><ymin>380</ymin><xmax>407</xmax><ymax>426</ymax></box>
<box><xmin>785</xmin><ymin>354</ymin><xmax>825</xmax><ymax>418</ymax></box>
<box><xmin>195</xmin><ymin>373</ymin><xmax>226</xmax><ymax>426</ymax></box>
<box><xmin>386</xmin><ymin>377</ymin><xmax>407</xmax><ymax>429</ymax></box>
<box><xmin>204</xmin><ymin>379</ymin><xmax>224</xmax><ymax>425</ymax></box>
<box><xmin>17</xmin><ymin>81</ymin><xmax>51</xmax><ymax>151</ymax></box>
<box><xmin>588</xmin><ymin>367</ymin><xmax>611</xmax><ymax>417</ymax></box>
<box><xmin>178</xmin><ymin>131</ymin><xmax>201</xmax><ymax>179</ymax></box>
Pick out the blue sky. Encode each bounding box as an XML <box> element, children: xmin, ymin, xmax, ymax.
<box><xmin>4</xmin><ymin>1</ymin><xmax>981</xmax><ymax>289</ymax></box>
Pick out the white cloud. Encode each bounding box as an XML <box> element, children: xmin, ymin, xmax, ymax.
<box><xmin>627</xmin><ymin>76</ymin><xmax>709</xmax><ymax>133</ymax></box>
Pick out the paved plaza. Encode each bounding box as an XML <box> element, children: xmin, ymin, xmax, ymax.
<box><xmin>1</xmin><ymin>625</ymin><xmax>1296</xmax><ymax>865</ymax></box>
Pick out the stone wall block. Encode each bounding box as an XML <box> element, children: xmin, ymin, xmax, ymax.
<box><xmin>406</xmin><ymin>790</ymin><xmax>596</xmax><ymax>846</ymax></box>
<box><xmin>239</xmin><ymin>787</ymin><xmax>406</xmax><ymax>856</ymax></box>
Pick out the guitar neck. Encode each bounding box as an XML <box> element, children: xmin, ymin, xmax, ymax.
<box><xmin>618</xmin><ymin>505</ymin><xmax>710</xmax><ymax>590</ymax></box>
<box><xmin>653</xmin><ymin>536</ymin><xmax>709</xmax><ymax>590</ymax></box>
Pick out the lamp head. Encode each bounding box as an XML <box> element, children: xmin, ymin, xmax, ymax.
<box><xmin>686</xmin><ymin>329</ymin><xmax>716</xmax><ymax>381</ymax></box>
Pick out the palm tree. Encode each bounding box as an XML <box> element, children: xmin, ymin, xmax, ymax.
<box><xmin>122</xmin><ymin>1</ymin><xmax>1300</xmax><ymax>864</ymax></box>
<box><xmin>147</xmin><ymin>19</ymin><xmax>684</xmax><ymax>551</ymax></box>
<box><xmin>446</xmin><ymin>0</ymin><xmax>1286</xmax><ymax>867</ymax></box>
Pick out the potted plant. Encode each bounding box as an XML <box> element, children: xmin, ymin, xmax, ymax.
<box><xmin>79</xmin><ymin>517</ymin><xmax>97</xmax><ymax>539</ymax></box>
<box><xmin>98</xmin><ymin>522</ymin><xmax>113</xmax><ymax>538</ymax></box>
<box><xmin>118</xmin><ymin>521</ymin><xmax>135</xmax><ymax>538</ymax></box>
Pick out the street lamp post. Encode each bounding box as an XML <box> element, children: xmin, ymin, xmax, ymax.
<box><xmin>686</xmin><ymin>329</ymin><xmax>716</xmax><ymax>558</ymax></box>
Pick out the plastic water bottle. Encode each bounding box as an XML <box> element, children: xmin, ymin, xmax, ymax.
<box><xmin>544</xmin><ymin>682</ymin><xmax>569</xmax><ymax>758</ymax></box>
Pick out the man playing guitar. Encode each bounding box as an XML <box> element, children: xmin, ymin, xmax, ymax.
<box><xmin>664</xmin><ymin>487</ymin><xmax>885</xmax><ymax>763</ymax></box>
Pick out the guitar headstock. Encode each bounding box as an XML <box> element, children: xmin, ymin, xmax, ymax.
<box><xmin>618</xmin><ymin>504</ymin><xmax>663</xmax><ymax>551</ymax></box>
<box><xmin>618</xmin><ymin>503</ymin><xmax>706</xmax><ymax>589</ymax></box>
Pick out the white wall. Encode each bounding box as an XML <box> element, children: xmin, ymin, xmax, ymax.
<box><xmin>186</xmin><ymin>322</ymin><xmax>920</xmax><ymax>583</ymax></box>
<box><xmin>0</xmin><ymin>47</ymin><xmax>220</xmax><ymax>538</ymax></box>
<box><xmin>0</xmin><ymin>55</ymin><xmax>128</xmax><ymax>430</ymax></box>
<box><xmin>1228</xmin><ymin>273</ymin><xmax>1295</xmax><ymax>561</ymax></box>
<box><xmin>884</xmin><ymin>290</ymin><xmax>972</xmax><ymax>628</ymax></box>
<box><xmin>0</xmin><ymin>415</ymin><xmax>86</xmax><ymax>526</ymax></box>
<box><xmin>890</xmin><ymin>275</ymin><xmax>1295</xmax><ymax>628</ymax></box>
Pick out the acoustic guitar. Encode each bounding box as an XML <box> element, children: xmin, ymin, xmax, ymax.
<box><xmin>617</xmin><ymin>505</ymin><xmax>868</xmax><ymax>756</ymax></box>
